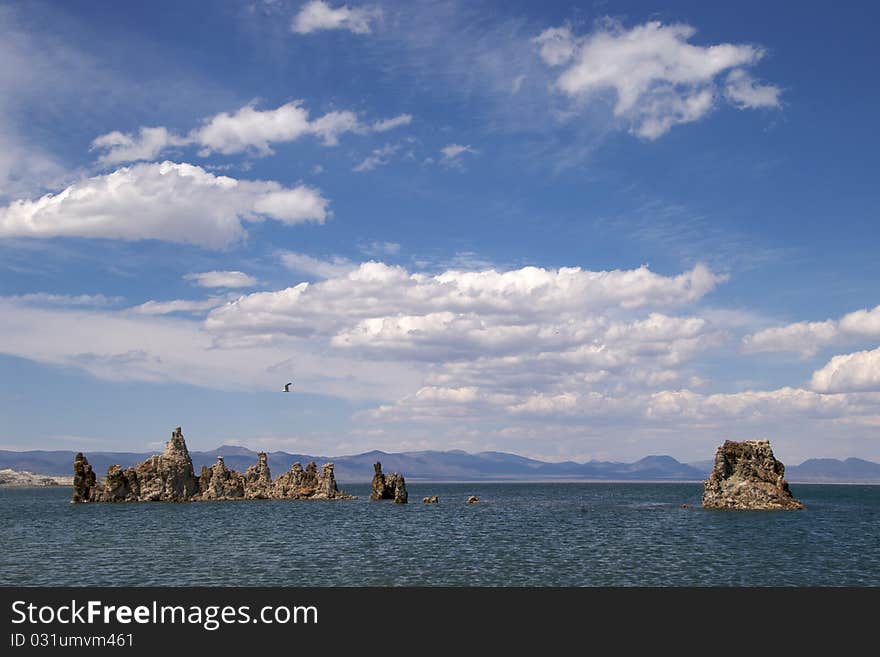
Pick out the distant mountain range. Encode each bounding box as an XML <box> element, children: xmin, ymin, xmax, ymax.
<box><xmin>2</xmin><ymin>446</ymin><xmax>879</xmax><ymax>483</ymax></box>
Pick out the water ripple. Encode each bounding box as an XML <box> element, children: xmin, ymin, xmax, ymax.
<box><xmin>1</xmin><ymin>483</ymin><xmax>878</xmax><ymax>586</ymax></box>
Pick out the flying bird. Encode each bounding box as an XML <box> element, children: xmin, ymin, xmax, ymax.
<box><xmin>283</xmin><ymin>382</ymin><xmax>293</xmax><ymax>392</ymax></box>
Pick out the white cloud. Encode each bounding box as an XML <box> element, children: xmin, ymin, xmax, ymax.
<box><xmin>279</xmin><ymin>251</ymin><xmax>356</xmax><ymax>279</ymax></box>
<box><xmin>1</xmin><ymin>293</ymin><xmax>121</xmax><ymax>307</ymax></box>
<box><xmin>441</xmin><ymin>144</ymin><xmax>475</xmax><ymax>159</ymax></box>
<box><xmin>191</xmin><ymin>102</ymin><xmax>312</xmax><ymax>155</ymax></box>
<box><xmin>91</xmin><ymin>101</ymin><xmax>412</xmax><ymax>163</ymax></box>
<box><xmin>533</xmin><ymin>26</ymin><xmax>577</xmax><ymax>66</ymax></box>
<box><xmin>742</xmin><ymin>304</ymin><xmax>880</xmax><ymax>356</ymax></box>
<box><xmin>353</xmin><ymin>143</ymin><xmax>398</xmax><ymax>172</ymax></box>
<box><xmin>198</xmin><ymin>259</ymin><xmax>770</xmax><ymax>438</ymax></box>
<box><xmin>839</xmin><ymin>306</ymin><xmax>880</xmax><ymax>336</ymax></box>
<box><xmin>536</xmin><ymin>20</ymin><xmax>780</xmax><ymax>138</ymax></box>
<box><xmin>371</xmin><ymin>114</ymin><xmax>412</xmax><ymax>132</ymax></box>
<box><xmin>305</xmin><ymin>109</ymin><xmax>364</xmax><ymax>146</ymax></box>
<box><xmin>647</xmin><ymin>387</ymin><xmax>858</xmax><ymax>421</ymax></box>
<box><xmin>184</xmin><ymin>271</ymin><xmax>257</xmax><ymax>288</ymax></box>
<box><xmin>440</xmin><ymin>143</ymin><xmax>477</xmax><ymax>167</ymax></box>
<box><xmin>91</xmin><ymin>127</ymin><xmax>188</xmax><ymax>166</ymax></box>
<box><xmin>4</xmin><ymin>259</ymin><xmax>879</xmax><ymax>458</ymax></box>
<box><xmin>331</xmin><ymin>310</ymin><xmax>722</xmax><ymax>366</ymax></box>
<box><xmin>441</xmin><ymin>385</ymin><xmax>865</xmax><ymax>423</ymax></box>
<box><xmin>366</xmin><ymin>383</ymin><xmax>880</xmax><ymax>432</ymax></box>
<box><xmin>0</xmin><ymin>298</ymin><xmax>419</xmax><ymax>399</ymax></box>
<box><xmin>292</xmin><ymin>1</ymin><xmax>381</xmax><ymax>35</ymax></box>
<box><xmin>742</xmin><ymin>319</ymin><xmax>839</xmax><ymax>358</ymax></box>
<box><xmin>0</xmin><ymin>161</ymin><xmax>328</xmax><ymax>249</ymax></box>
<box><xmin>129</xmin><ymin>297</ymin><xmax>232</xmax><ymax>315</ymax></box>
<box><xmin>207</xmin><ymin>261</ymin><xmax>725</xmax><ymax>343</ymax></box>
<box><xmin>206</xmin><ymin>260</ymin><xmax>725</xmax><ymax>385</ymax></box>
<box><xmin>724</xmin><ymin>69</ymin><xmax>782</xmax><ymax>109</ymax></box>
<box><xmin>811</xmin><ymin>347</ymin><xmax>880</xmax><ymax>393</ymax></box>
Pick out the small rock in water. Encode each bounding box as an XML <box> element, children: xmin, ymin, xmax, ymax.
<box><xmin>422</xmin><ymin>495</ymin><xmax>439</xmax><ymax>503</ymax></box>
<box><xmin>466</xmin><ymin>495</ymin><xmax>479</xmax><ymax>504</ymax></box>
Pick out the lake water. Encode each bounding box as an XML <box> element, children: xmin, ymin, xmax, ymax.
<box><xmin>2</xmin><ymin>483</ymin><xmax>878</xmax><ymax>586</ymax></box>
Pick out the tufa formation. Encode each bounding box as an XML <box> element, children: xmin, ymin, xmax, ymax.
<box><xmin>72</xmin><ymin>427</ymin><xmax>353</xmax><ymax>503</ymax></box>
<box><xmin>370</xmin><ymin>462</ymin><xmax>408</xmax><ymax>504</ymax></box>
<box><xmin>702</xmin><ymin>440</ymin><xmax>803</xmax><ymax>510</ymax></box>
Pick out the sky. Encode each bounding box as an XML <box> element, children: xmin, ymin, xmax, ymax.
<box><xmin>1</xmin><ymin>0</ymin><xmax>879</xmax><ymax>463</ymax></box>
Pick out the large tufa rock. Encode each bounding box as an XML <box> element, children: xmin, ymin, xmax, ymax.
<box><xmin>72</xmin><ymin>453</ymin><xmax>97</xmax><ymax>503</ymax></box>
<box><xmin>271</xmin><ymin>461</ymin><xmax>352</xmax><ymax>500</ymax></box>
<box><xmin>200</xmin><ymin>456</ymin><xmax>245</xmax><ymax>500</ymax></box>
<box><xmin>99</xmin><ymin>465</ymin><xmax>138</xmax><ymax>502</ymax></box>
<box><xmin>272</xmin><ymin>462</ymin><xmax>306</xmax><ymax>498</ymax></box>
<box><xmin>370</xmin><ymin>462</ymin><xmax>408</xmax><ymax>504</ymax></box>
<box><xmin>317</xmin><ymin>463</ymin><xmax>341</xmax><ymax>499</ymax></box>
<box><xmin>702</xmin><ymin>440</ymin><xmax>804</xmax><ymax>510</ymax></box>
<box><xmin>244</xmin><ymin>452</ymin><xmax>273</xmax><ymax>499</ymax></box>
<box><xmin>131</xmin><ymin>427</ymin><xmax>200</xmax><ymax>501</ymax></box>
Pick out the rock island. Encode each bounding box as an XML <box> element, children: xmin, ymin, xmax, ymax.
<box><xmin>702</xmin><ymin>439</ymin><xmax>803</xmax><ymax>510</ymax></box>
<box><xmin>72</xmin><ymin>427</ymin><xmax>355</xmax><ymax>503</ymax></box>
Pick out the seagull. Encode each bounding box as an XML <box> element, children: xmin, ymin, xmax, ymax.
<box><xmin>283</xmin><ymin>382</ymin><xmax>293</xmax><ymax>392</ymax></box>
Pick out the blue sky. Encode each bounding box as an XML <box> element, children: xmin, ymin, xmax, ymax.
<box><xmin>1</xmin><ymin>0</ymin><xmax>879</xmax><ymax>463</ymax></box>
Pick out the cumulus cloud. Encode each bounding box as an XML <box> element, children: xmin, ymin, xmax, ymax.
<box><xmin>91</xmin><ymin>127</ymin><xmax>189</xmax><ymax>166</ymax></box>
<box><xmin>184</xmin><ymin>271</ymin><xmax>257</xmax><ymax>288</ymax></box>
<box><xmin>535</xmin><ymin>20</ymin><xmax>781</xmax><ymax>138</ymax></box>
<box><xmin>811</xmin><ymin>347</ymin><xmax>880</xmax><ymax>393</ymax></box>
<box><xmin>191</xmin><ymin>102</ymin><xmax>313</xmax><ymax>155</ymax></box>
<box><xmin>3</xmin><ymin>259</ymin><xmax>879</xmax><ymax>456</ymax></box>
<box><xmin>742</xmin><ymin>304</ymin><xmax>880</xmax><ymax>357</ymax></box>
<box><xmin>742</xmin><ymin>320</ymin><xmax>839</xmax><ymax>358</ymax></box>
<box><xmin>839</xmin><ymin>306</ymin><xmax>880</xmax><ymax>336</ymax></box>
<box><xmin>91</xmin><ymin>102</ymin><xmax>411</xmax><ymax>164</ymax></box>
<box><xmin>206</xmin><ymin>261</ymin><xmax>725</xmax><ymax>343</ymax></box>
<box><xmin>366</xmin><ymin>383</ymin><xmax>880</xmax><ymax>432</ymax></box>
<box><xmin>292</xmin><ymin>1</ymin><xmax>382</xmax><ymax>35</ymax></box>
<box><xmin>0</xmin><ymin>161</ymin><xmax>328</xmax><ymax>249</ymax></box>
<box><xmin>279</xmin><ymin>251</ymin><xmax>356</xmax><ymax>278</ymax></box>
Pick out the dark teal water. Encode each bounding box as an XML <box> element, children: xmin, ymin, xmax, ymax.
<box><xmin>2</xmin><ymin>483</ymin><xmax>878</xmax><ymax>586</ymax></box>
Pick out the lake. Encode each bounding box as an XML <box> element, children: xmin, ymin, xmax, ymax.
<box><xmin>2</xmin><ymin>482</ymin><xmax>878</xmax><ymax>586</ymax></box>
